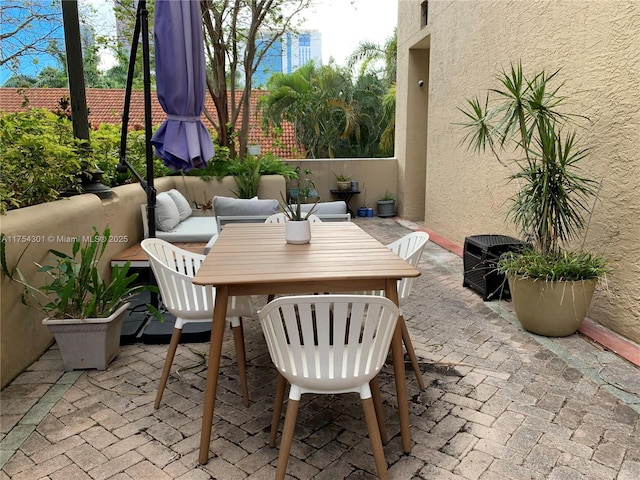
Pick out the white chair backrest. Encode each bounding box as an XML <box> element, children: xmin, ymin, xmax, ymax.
<box><xmin>387</xmin><ymin>231</ymin><xmax>430</xmax><ymax>301</ymax></box>
<box><xmin>264</xmin><ymin>212</ymin><xmax>288</xmax><ymax>223</ymax></box>
<box><xmin>258</xmin><ymin>295</ymin><xmax>400</xmax><ymax>397</ymax></box>
<box><xmin>265</xmin><ymin>212</ymin><xmax>323</xmax><ymax>223</ymax></box>
<box><xmin>141</xmin><ymin>238</ymin><xmax>214</xmax><ymax>318</ymax></box>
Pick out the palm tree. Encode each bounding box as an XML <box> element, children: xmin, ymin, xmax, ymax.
<box><xmin>260</xmin><ymin>62</ymin><xmax>369</xmax><ymax>158</ymax></box>
<box><xmin>347</xmin><ymin>29</ymin><xmax>397</xmax><ymax>156</ymax></box>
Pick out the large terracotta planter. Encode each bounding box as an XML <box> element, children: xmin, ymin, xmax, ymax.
<box><xmin>508</xmin><ymin>275</ymin><xmax>597</xmax><ymax>337</ymax></box>
<box><xmin>42</xmin><ymin>302</ymin><xmax>129</xmax><ymax>371</ymax></box>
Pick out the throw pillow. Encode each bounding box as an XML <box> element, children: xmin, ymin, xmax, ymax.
<box><xmin>167</xmin><ymin>189</ymin><xmax>192</xmax><ymax>221</ymax></box>
<box><xmin>155</xmin><ymin>192</ymin><xmax>181</xmax><ymax>231</ymax></box>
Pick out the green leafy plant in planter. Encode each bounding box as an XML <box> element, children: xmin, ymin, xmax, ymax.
<box><xmin>1</xmin><ymin>226</ymin><xmax>161</xmax><ymax>370</ymax></box>
<box><xmin>458</xmin><ymin>61</ymin><xmax>606</xmax><ymax>336</ymax></box>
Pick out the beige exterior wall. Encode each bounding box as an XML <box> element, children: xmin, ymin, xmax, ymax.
<box><xmin>283</xmin><ymin>158</ymin><xmax>398</xmax><ymax>211</ymax></box>
<box><xmin>396</xmin><ymin>1</ymin><xmax>640</xmax><ymax>342</ymax></box>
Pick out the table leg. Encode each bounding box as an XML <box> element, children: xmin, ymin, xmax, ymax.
<box><xmin>386</xmin><ymin>279</ymin><xmax>411</xmax><ymax>453</ymax></box>
<box><xmin>198</xmin><ymin>285</ymin><xmax>229</xmax><ymax>464</ymax></box>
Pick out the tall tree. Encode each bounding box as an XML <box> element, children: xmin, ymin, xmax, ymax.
<box><xmin>200</xmin><ymin>0</ymin><xmax>311</xmax><ymax>158</ymax></box>
<box><xmin>260</xmin><ymin>61</ymin><xmax>385</xmax><ymax>158</ymax></box>
<box><xmin>347</xmin><ymin>28</ymin><xmax>397</xmax><ymax>155</ymax></box>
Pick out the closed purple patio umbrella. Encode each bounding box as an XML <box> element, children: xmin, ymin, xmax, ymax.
<box><xmin>151</xmin><ymin>0</ymin><xmax>213</xmax><ymax>171</ymax></box>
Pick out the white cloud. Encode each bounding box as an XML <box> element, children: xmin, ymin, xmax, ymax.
<box><xmin>302</xmin><ymin>0</ymin><xmax>397</xmax><ymax>66</ymax></box>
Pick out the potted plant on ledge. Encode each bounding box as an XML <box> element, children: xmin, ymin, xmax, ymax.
<box><xmin>1</xmin><ymin>226</ymin><xmax>160</xmax><ymax>370</ymax></box>
<box><xmin>459</xmin><ymin>61</ymin><xmax>607</xmax><ymax>337</ymax></box>
<box><xmin>333</xmin><ymin>171</ymin><xmax>352</xmax><ymax>191</ymax></box>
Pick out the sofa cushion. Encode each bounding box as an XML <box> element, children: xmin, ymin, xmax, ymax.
<box><xmin>213</xmin><ymin>196</ymin><xmax>280</xmax><ymax>216</ymax></box>
<box><xmin>155</xmin><ymin>192</ymin><xmax>181</xmax><ymax>231</ymax></box>
<box><xmin>156</xmin><ymin>216</ymin><xmax>218</xmax><ymax>242</ymax></box>
<box><xmin>167</xmin><ymin>189</ymin><xmax>192</xmax><ymax>221</ymax></box>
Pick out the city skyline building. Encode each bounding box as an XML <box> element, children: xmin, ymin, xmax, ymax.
<box><xmin>252</xmin><ymin>29</ymin><xmax>322</xmax><ymax>87</ymax></box>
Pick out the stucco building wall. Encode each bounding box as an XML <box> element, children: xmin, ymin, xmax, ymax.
<box><xmin>396</xmin><ymin>0</ymin><xmax>640</xmax><ymax>342</ymax></box>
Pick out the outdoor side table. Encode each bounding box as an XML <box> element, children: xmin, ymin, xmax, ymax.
<box><xmin>463</xmin><ymin>234</ymin><xmax>527</xmax><ymax>300</ymax></box>
<box><xmin>330</xmin><ymin>189</ymin><xmax>360</xmax><ymax>217</ymax></box>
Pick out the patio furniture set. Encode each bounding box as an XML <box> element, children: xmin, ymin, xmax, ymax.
<box><xmin>131</xmin><ymin>203</ymin><xmax>429</xmax><ymax>478</ymax></box>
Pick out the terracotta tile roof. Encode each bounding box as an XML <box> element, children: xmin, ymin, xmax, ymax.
<box><xmin>0</xmin><ymin>87</ymin><xmax>299</xmax><ymax>158</ymax></box>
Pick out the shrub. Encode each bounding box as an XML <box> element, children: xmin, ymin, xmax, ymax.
<box><xmin>0</xmin><ymin>109</ymin><xmax>81</xmax><ymax>213</ymax></box>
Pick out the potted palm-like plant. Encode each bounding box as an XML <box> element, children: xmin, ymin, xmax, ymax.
<box><xmin>459</xmin><ymin>61</ymin><xmax>606</xmax><ymax>336</ymax></box>
<box><xmin>1</xmin><ymin>226</ymin><xmax>160</xmax><ymax>370</ymax></box>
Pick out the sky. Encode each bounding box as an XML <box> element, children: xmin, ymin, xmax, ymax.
<box><xmin>302</xmin><ymin>0</ymin><xmax>398</xmax><ymax>66</ymax></box>
<box><xmin>83</xmin><ymin>0</ymin><xmax>398</xmax><ymax>71</ymax></box>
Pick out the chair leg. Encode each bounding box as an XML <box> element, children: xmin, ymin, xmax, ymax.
<box><xmin>370</xmin><ymin>376</ymin><xmax>387</xmax><ymax>444</ymax></box>
<box><xmin>231</xmin><ymin>319</ymin><xmax>250</xmax><ymax>407</ymax></box>
<box><xmin>270</xmin><ymin>373</ymin><xmax>287</xmax><ymax>447</ymax></box>
<box><xmin>155</xmin><ymin>327</ymin><xmax>182</xmax><ymax>409</ymax></box>
<box><xmin>400</xmin><ymin>315</ymin><xmax>426</xmax><ymax>391</ymax></box>
<box><xmin>362</xmin><ymin>396</ymin><xmax>389</xmax><ymax>480</ymax></box>
<box><xmin>275</xmin><ymin>398</ymin><xmax>299</xmax><ymax>480</ymax></box>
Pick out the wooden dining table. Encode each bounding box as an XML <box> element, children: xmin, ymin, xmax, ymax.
<box><xmin>192</xmin><ymin>222</ymin><xmax>421</xmax><ymax>464</ymax></box>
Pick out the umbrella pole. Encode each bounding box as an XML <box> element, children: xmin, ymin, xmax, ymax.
<box><xmin>116</xmin><ymin>0</ymin><xmax>156</xmax><ymax>238</ymax></box>
<box><xmin>116</xmin><ymin>0</ymin><xmax>159</xmax><ymax>310</ymax></box>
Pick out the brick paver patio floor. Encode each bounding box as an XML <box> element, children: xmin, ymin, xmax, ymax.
<box><xmin>1</xmin><ymin>217</ymin><xmax>639</xmax><ymax>479</ymax></box>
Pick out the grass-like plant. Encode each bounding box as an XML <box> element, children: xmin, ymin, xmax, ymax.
<box><xmin>280</xmin><ymin>192</ymin><xmax>320</xmax><ymax>221</ymax></box>
<box><xmin>458</xmin><ymin>61</ymin><xmax>605</xmax><ymax>281</ymax></box>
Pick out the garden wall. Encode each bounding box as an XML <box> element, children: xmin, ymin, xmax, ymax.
<box><xmin>0</xmin><ymin>175</ymin><xmax>285</xmax><ymax>387</ymax></box>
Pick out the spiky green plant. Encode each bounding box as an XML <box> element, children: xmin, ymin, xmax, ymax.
<box><xmin>458</xmin><ymin>61</ymin><xmax>604</xmax><ymax>280</ymax></box>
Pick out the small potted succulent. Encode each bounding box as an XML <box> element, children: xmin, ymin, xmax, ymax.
<box><xmin>1</xmin><ymin>226</ymin><xmax>160</xmax><ymax>370</ymax></box>
<box><xmin>333</xmin><ymin>171</ymin><xmax>352</xmax><ymax>191</ymax></box>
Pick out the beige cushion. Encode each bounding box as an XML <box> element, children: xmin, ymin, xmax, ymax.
<box><xmin>155</xmin><ymin>192</ymin><xmax>181</xmax><ymax>231</ymax></box>
<box><xmin>167</xmin><ymin>189</ymin><xmax>192</xmax><ymax>221</ymax></box>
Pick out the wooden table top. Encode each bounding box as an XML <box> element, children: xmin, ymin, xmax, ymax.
<box><xmin>193</xmin><ymin>222</ymin><xmax>420</xmax><ymax>291</ymax></box>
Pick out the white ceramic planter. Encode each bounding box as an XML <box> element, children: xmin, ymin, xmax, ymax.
<box><xmin>285</xmin><ymin>220</ymin><xmax>311</xmax><ymax>244</ymax></box>
<box><xmin>42</xmin><ymin>302</ymin><xmax>130</xmax><ymax>371</ymax></box>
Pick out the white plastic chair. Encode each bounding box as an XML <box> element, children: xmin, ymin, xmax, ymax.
<box><xmin>259</xmin><ymin>295</ymin><xmax>400</xmax><ymax>480</ymax></box>
<box><xmin>141</xmin><ymin>238</ymin><xmax>256</xmax><ymax>408</ymax></box>
<box><xmin>387</xmin><ymin>231</ymin><xmax>430</xmax><ymax>390</ymax></box>
<box><xmin>264</xmin><ymin>212</ymin><xmax>323</xmax><ymax>223</ymax></box>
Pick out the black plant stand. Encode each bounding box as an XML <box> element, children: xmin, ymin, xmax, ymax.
<box><xmin>330</xmin><ymin>189</ymin><xmax>360</xmax><ymax>217</ymax></box>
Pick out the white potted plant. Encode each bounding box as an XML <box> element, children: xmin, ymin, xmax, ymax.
<box><xmin>280</xmin><ymin>193</ymin><xmax>320</xmax><ymax>244</ymax></box>
<box><xmin>1</xmin><ymin>226</ymin><xmax>160</xmax><ymax>370</ymax></box>
<box><xmin>459</xmin><ymin>61</ymin><xmax>607</xmax><ymax>336</ymax></box>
